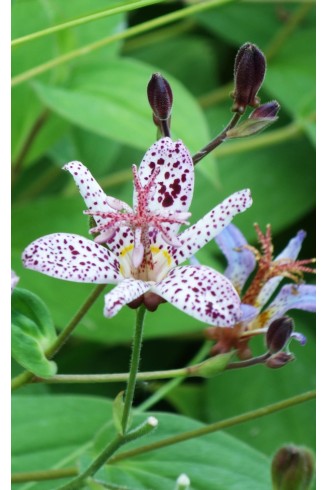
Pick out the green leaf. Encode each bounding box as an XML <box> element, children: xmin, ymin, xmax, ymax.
<box><xmin>11</xmin><ymin>0</ymin><xmax>124</xmax><ymax>164</ymax></box>
<box><xmin>11</xmin><ymin>288</ymin><xmax>58</xmax><ymax>378</ymax></box>
<box><xmin>12</xmin><ymin>395</ymin><xmax>114</xmax><ymax>490</ymax></box>
<box><xmin>12</xmin><ymin>394</ymin><xmax>271</xmax><ymax>490</ymax></box>
<box><xmin>204</xmin><ymin>313</ymin><xmax>316</xmax><ymax>455</ymax></box>
<box><xmin>92</xmin><ymin>410</ymin><xmax>270</xmax><ymax>489</ymax></box>
<box><xmin>32</xmin><ymin>57</ymin><xmax>218</xmax><ymax>184</ymax></box>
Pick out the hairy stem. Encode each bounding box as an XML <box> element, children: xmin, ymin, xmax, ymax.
<box><xmin>121</xmin><ymin>305</ymin><xmax>147</xmax><ymax>433</ymax></box>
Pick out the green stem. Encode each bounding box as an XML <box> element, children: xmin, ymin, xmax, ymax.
<box><xmin>11</xmin><ymin>0</ymin><xmax>165</xmax><ymax>47</ymax></box>
<box><xmin>121</xmin><ymin>305</ymin><xmax>147</xmax><ymax>434</ymax></box>
<box><xmin>110</xmin><ymin>390</ymin><xmax>316</xmax><ymax>464</ymax></box>
<box><xmin>56</xmin><ymin>435</ymin><xmax>124</xmax><ymax>490</ymax></box>
<box><xmin>11</xmin><ymin>370</ymin><xmax>35</xmax><ymax>391</ymax></box>
<box><xmin>34</xmin><ymin>367</ymin><xmax>189</xmax><ymax>384</ymax></box>
<box><xmin>11</xmin><ymin>284</ymin><xmax>107</xmax><ymax>391</ymax></box>
<box><xmin>11</xmin><ymin>110</ymin><xmax>49</xmax><ymax>185</ymax></box>
<box><xmin>138</xmin><ymin>341</ymin><xmax>212</xmax><ymax>412</ymax></box>
<box><xmin>193</xmin><ymin>112</ymin><xmax>241</xmax><ymax>164</ymax></box>
<box><xmin>11</xmin><ymin>467</ymin><xmax>77</xmax><ymax>484</ymax></box>
<box><xmin>11</xmin><ymin>0</ymin><xmax>234</xmax><ymax>86</ymax></box>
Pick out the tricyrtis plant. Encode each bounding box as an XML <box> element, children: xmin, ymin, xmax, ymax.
<box><xmin>12</xmin><ymin>41</ymin><xmax>316</xmax><ymax>490</ymax></box>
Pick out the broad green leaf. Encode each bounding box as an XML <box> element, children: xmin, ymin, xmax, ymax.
<box><xmin>32</xmin><ymin>57</ymin><xmax>218</xmax><ymax>183</ymax></box>
<box><xmin>12</xmin><ymin>0</ymin><xmax>124</xmax><ymax>163</ymax></box>
<box><xmin>12</xmin><ymin>395</ymin><xmax>114</xmax><ymax>490</ymax></box>
<box><xmin>12</xmin><ymin>394</ymin><xmax>271</xmax><ymax>490</ymax></box>
<box><xmin>204</xmin><ymin>312</ymin><xmax>315</xmax><ymax>455</ymax></box>
<box><xmin>91</xmin><ymin>411</ymin><xmax>270</xmax><ymax>490</ymax></box>
<box><xmin>11</xmin><ymin>288</ymin><xmax>58</xmax><ymax>377</ymax></box>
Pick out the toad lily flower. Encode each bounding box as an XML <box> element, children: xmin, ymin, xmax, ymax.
<box><xmin>22</xmin><ymin>138</ymin><xmax>252</xmax><ymax>326</ymax></box>
<box><xmin>205</xmin><ymin>223</ymin><xmax>315</xmax><ymax>357</ymax></box>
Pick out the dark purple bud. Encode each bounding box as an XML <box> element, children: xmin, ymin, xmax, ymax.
<box><xmin>266</xmin><ymin>317</ymin><xmax>294</xmax><ymax>354</ymax></box>
<box><xmin>271</xmin><ymin>445</ymin><xmax>315</xmax><ymax>490</ymax></box>
<box><xmin>232</xmin><ymin>43</ymin><xmax>266</xmax><ymax>113</ymax></box>
<box><xmin>266</xmin><ymin>352</ymin><xmax>295</xmax><ymax>369</ymax></box>
<box><xmin>147</xmin><ymin>73</ymin><xmax>173</xmax><ymax>121</ymax></box>
<box><xmin>249</xmin><ymin>100</ymin><xmax>280</xmax><ymax>119</ymax></box>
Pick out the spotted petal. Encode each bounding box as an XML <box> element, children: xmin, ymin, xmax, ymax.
<box><xmin>255</xmin><ymin>230</ymin><xmax>307</xmax><ymax>308</ymax></box>
<box><xmin>153</xmin><ymin>265</ymin><xmax>242</xmax><ymax>327</ymax></box>
<box><xmin>104</xmin><ymin>279</ymin><xmax>152</xmax><ymax>317</ymax></box>
<box><xmin>253</xmin><ymin>284</ymin><xmax>316</xmax><ymax>329</ymax></box>
<box><xmin>64</xmin><ymin>161</ymin><xmax>127</xmax><ymax>228</ymax></box>
<box><xmin>22</xmin><ymin>234</ymin><xmax>122</xmax><ymax>284</ymax></box>
<box><xmin>215</xmin><ymin>224</ymin><xmax>256</xmax><ymax>294</ymax></box>
<box><xmin>136</xmin><ymin>138</ymin><xmax>194</xmax><ymax>216</ymax></box>
<box><xmin>169</xmin><ymin>189</ymin><xmax>252</xmax><ymax>266</ymax></box>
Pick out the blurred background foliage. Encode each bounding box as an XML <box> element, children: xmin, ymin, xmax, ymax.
<box><xmin>11</xmin><ymin>0</ymin><xmax>315</xmax><ymax>488</ymax></box>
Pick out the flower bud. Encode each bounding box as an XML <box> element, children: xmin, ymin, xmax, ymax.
<box><xmin>249</xmin><ymin>100</ymin><xmax>280</xmax><ymax>119</ymax></box>
<box><xmin>271</xmin><ymin>445</ymin><xmax>315</xmax><ymax>490</ymax></box>
<box><xmin>232</xmin><ymin>43</ymin><xmax>266</xmax><ymax>113</ymax></box>
<box><xmin>147</xmin><ymin>73</ymin><xmax>173</xmax><ymax>121</ymax></box>
<box><xmin>266</xmin><ymin>317</ymin><xmax>294</xmax><ymax>354</ymax></box>
<box><xmin>266</xmin><ymin>352</ymin><xmax>295</xmax><ymax>369</ymax></box>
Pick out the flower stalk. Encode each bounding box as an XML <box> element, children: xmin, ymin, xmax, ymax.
<box><xmin>121</xmin><ymin>305</ymin><xmax>147</xmax><ymax>434</ymax></box>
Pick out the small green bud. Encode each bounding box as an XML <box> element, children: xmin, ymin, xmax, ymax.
<box><xmin>190</xmin><ymin>351</ymin><xmax>234</xmax><ymax>377</ymax></box>
<box><xmin>271</xmin><ymin>445</ymin><xmax>315</xmax><ymax>490</ymax></box>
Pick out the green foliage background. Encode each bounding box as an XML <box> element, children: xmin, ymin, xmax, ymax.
<box><xmin>11</xmin><ymin>1</ymin><xmax>315</xmax><ymax>488</ymax></box>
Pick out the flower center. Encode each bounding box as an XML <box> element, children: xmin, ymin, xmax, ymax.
<box><xmin>84</xmin><ymin>165</ymin><xmax>191</xmax><ymax>273</ymax></box>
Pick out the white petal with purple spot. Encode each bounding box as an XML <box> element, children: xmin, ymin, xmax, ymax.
<box><xmin>136</xmin><ymin>138</ymin><xmax>194</xmax><ymax>219</ymax></box>
<box><xmin>153</xmin><ymin>265</ymin><xmax>242</xmax><ymax>327</ymax></box>
<box><xmin>169</xmin><ymin>189</ymin><xmax>253</xmax><ymax>266</ymax></box>
<box><xmin>64</xmin><ymin>161</ymin><xmax>122</xmax><ymax>228</ymax></box>
<box><xmin>22</xmin><ymin>234</ymin><xmax>122</xmax><ymax>284</ymax></box>
<box><xmin>104</xmin><ymin>279</ymin><xmax>152</xmax><ymax>317</ymax></box>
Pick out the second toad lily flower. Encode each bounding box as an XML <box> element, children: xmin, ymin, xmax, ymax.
<box><xmin>205</xmin><ymin>223</ymin><xmax>315</xmax><ymax>357</ymax></box>
<box><xmin>23</xmin><ymin>138</ymin><xmax>252</xmax><ymax>326</ymax></box>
